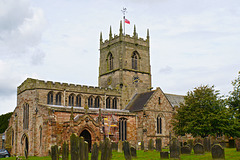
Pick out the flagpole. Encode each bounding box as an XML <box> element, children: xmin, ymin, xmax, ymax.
<box><xmin>121</xmin><ymin>7</ymin><xmax>127</xmax><ymax>35</ymax></box>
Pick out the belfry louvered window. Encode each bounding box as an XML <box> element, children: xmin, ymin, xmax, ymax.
<box><xmin>23</xmin><ymin>103</ymin><xmax>29</xmax><ymax>130</ymax></box>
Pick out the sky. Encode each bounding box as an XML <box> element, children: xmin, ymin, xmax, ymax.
<box><xmin>0</xmin><ymin>0</ymin><xmax>240</xmax><ymax>114</ymax></box>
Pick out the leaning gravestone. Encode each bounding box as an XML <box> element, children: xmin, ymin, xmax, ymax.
<box><xmin>148</xmin><ymin>139</ymin><xmax>154</xmax><ymax>151</ymax></box>
<box><xmin>236</xmin><ymin>138</ymin><xmax>240</xmax><ymax>152</ymax></box>
<box><xmin>141</xmin><ymin>141</ymin><xmax>144</xmax><ymax>150</ymax></box>
<box><xmin>101</xmin><ymin>138</ymin><xmax>112</xmax><ymax>160</ymax></box>
<box><xmin>160</xmin><ymin>151</ymin><xmax>169</xmax><ymax>159</ymax></box>
<box><xmin>203</xmin><ymin>137</ymin><xmax>211</xmax><ymax>152</ymax></box>
<box><xmin>118</xmin><ymin>141</ymin><xmax>123</xmax><ymax>153</ymax></box>
<box><xmin>130</xmin><ymin>146</ymin><xmax>137</xmax><ymax>157</ymax></box>
<box><xmin>156</xmin><ymin>138</ymin><xmax>162</xmax><ymax>152</ymax></box>
<box><xmin>62</xmin><ymin>141</ymin><xmax>69</xmax><ymax>160</ymax></box>
<box><xmin>91</xmin><ymin>142</ymin><xmax>99</xmax><ymax>160</ymax></box>
<box><xmin>181</xmin><ymin>146</ymin><xmax>191</xmax><ymax>154</ymax></box>
<box><xmin>193</xmin><ymin>143</ymin><xmax>204</xmax><ymax>155</ymax></box>
<box><xmin>170</xmin><ymin>138</ymin><xmax>180</xmax><ymax>159</ymax></box>
<box><xmin>123</xmin><ymin>141</ymin><xmax>132</xmax><ymax>160</ymax></box>
<box><xmin>211</xmin><ymin>144</ymin><xmax>225</xmax><ymax>159</ymax></box>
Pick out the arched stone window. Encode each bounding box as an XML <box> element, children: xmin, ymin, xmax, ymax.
<box><xmin>157</xmin><ymin>116</ymin><xmax>162</xmax><ymax>134</ymax></box>
<box><xmin>23</xmin><ymin>103</ymin><xmax>29</xmax><ymax>130</ymax></box>
<box><xmin>112</xmin><ymin>97</ymin><xmax>117</xmax><ymax>109</ymax></box>
<box><xmin>119</xmin><ymin>118</ymin><xmax>127</xmax><ymax>141</ymax></box>
<box><xmin>88</xmin><ymin>96</ymin><xmax>94</xmax><ymax>108</ymax></box>
<box><xmin>47</xmin><ymin>91</ymin><xmax>53</xmax><ymax>104</ymax></box>
<box><xmin>106</xmin><ymin>97</ymin><xmax>111</xmax><ymax>109</ymax></box>
<box><xmin>56</xmin><ymin>92</ymin><xmax>61</xmax><ymax>105</ymax></box>
<box><xmin>76</xmin><ymin>95</ymin><xmax>81</xmax><ymax>107</ymax></box>
<box><xmin>132</xmin><ymin>51</ymin><xmax>138</xmax><ymax>70</ymax></box>
<box><xmin>107</xmin><ymin>53</ymin><xmax>113</xmax><ymax>71</ymax></box>
<box><xmin>69</xmin><ymin>94</ymin><xmax>74</xmax><ymax>106</ymax></box>
<box><xmin>95</xmin><ymin>96</ymin><xmax>100</xmax><ymax>108</ymax></box>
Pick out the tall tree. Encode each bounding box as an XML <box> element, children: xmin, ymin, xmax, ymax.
<box><xmin>226</xmin><ymin>71</ymin><xmax>240</xmax><ymax>137</ymax></box>
<box><xmin>0</xmin><ymin>112</ymin><xmax>13</xmax><ymax>133</ymax></box>
<box><xmin>172</xmin><ymin>85</ymin><xmax>230</xmax><ymax>137</ymax></box>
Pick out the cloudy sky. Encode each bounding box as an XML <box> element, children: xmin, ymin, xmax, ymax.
<box><xmin>0</xmin><ymin>0</ymin><xmax>240</xmax><ymax>114</ymax></box>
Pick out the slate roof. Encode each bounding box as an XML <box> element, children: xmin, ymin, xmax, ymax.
<box><xmin>125</xmin><ymin>91</ymin><xmax>155</xmax><ymax>112</ymax></box>
<box><xmin>165</xmin><ymin>93</ymin><xmax>185</xmax><ymax>107</ymax></box>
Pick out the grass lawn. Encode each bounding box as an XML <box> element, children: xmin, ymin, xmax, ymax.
<box><xmin>2</xmin><ymin>148</ymin><xmax>240</xmax><ymax>160</ymax></box>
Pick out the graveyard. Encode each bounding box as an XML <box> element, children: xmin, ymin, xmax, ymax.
<box><xmin>2</xmin><ymin>135</ymin><xmax>240</xmax><ymax>160</ymax></box>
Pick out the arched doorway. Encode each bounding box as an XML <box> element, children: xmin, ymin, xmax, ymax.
<box><xmin>80</xmin><ymin>130</ymin><xmax>91</xmax><ymax>152</ymax></box>
<box><xmin>21</xmin><ymin>134</ymin><xmax>29</xmax><ymax>156</ymax></box>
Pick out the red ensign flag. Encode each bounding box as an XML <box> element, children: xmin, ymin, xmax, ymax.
<box><xmin>125</xmin><ymin>19</ymin><xmax>130</xmax><ymax>24</ymax></box>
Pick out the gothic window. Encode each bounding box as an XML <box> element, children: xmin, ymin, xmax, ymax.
<box><xmin>107</xmin><ymin>53</ymin><xmax>113</xmax><ymax>71</ymax></box>
<box><xmin>95</xmin><ymin>96</ymin><xmax>100</xmax><ymax>108</ymax></box>
<box><xmin>157</xmin><ymin>116</ymin><xmax>162</xmax><ymax>134</ymax></box>
<box><xmin>47</xmin><ymin>91</ymin><xmax>53</xmax><ymax>104</ymax></box>
<box><xmin>69</xmin><ymin>94</ymin><xmax>74</xmax><ymax>106</ymax></box>
<box><xmin>88</xmin><ymin>96</ymin><xmax>93</xmax><ymax>108</ymax></box>
<box><xmin>158</xmin><ymin>97</ymin><xmax>161</xmax><ymax>104</ymax></box>
<box><xmin>132</xmin><ymin>51</ymin><xmax>138</xmax><ymax>70</ymax></box>
<box><xmin>23</xmin><ymin>103</ymin><xmax>29</xmax><ymax>130</ymax></box>
<box><xmin>119</xmin><ymin>118</ymin><xmax>127</xmax><ymax>141</ymax></box>
<box><xmin>56</xmin><ymin>92</ymin><xmax>61</xmax><ymax>105</ymax></box>
<box><xmin>39</xmin><ymin>126</ymin><xmax>42</xmax><ymax>146</ymax></box>
<box><xmin>106</xmin><ymin>97</ymin><xmax>111</xmax><ymax>109</ymax></box>
<box><xmin>112</xmin><ymin>97</ymin><xmax>117</xmax><ymax>109</ymax></box>
<box><xmin>76</xmin><ymin>95</ymin><xmax>81</xmax><ymax>107</ymax></box>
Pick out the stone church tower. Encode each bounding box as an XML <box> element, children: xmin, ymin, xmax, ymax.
<box><xmin>99</xmin><ymin>22</ymin><xmax>152</xmax><ymax>108</ymax></box>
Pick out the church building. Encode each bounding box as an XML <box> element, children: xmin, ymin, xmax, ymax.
<box><xmin>5</xmin><ymin>22</ymin><xmax>184</xmax><ymax>156</ymax></box>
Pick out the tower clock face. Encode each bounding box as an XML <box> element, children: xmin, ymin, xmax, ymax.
<box><xmin>133</xmin><ymin>76</ymin><xmax>139</xmax><ymax>84</ymax></box>
<box><xmin>107</xmin><ymin>76</ymin><xmax>112</xmax><ymax>85</ymax></box>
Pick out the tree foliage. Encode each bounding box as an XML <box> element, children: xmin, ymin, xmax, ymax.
<box><xmin>172</xmin><ymin>85</ymin><xmax>230</xmax><ymax>137</ymax></box>
<box><xmin>226</xmin><ymin>71</ymin><xmax>240</xmax><ymax>137</ymax></box>
<box><xmin>0</xmin><ymin>112</ymin><xmax>13</xmax><ymax>133</ymax></box>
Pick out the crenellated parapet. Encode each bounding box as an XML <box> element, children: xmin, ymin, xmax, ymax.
<box><xmin>100</xmin><ymin>21</ymin><xmax>149</xmax><ymax>51</ymax></box>
<box><xmin>17</xmin><ymin>78</ymin><xmax>120</xmax><ymax>95</ymax></box>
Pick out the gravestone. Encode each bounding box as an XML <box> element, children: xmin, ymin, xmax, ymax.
<box><xmin>84</xmin><ymin>141</ymin><xmax>89</xmax><ymax>160</ymax></box>
<box><xmin>187</xmin><ymin>139</ymin><xmax>193</xmax><ymax>150</ymax></box>
<box><xmin>148</xmin><ymin>139</ymin><xmax>154</xmax><ymax>151</ymax></box>
<box><xmin>229</xmin><ymin>139</ymin><xmax>235</xmax><ymax>148</ymax></box>
<box><xmin>91</xmin><ymin>142</ymin><xmax>99</xmax><ymax>160</ymax></box>
<box><xmin>101</xmin><ymin>138</ymin><xmax>112</xmax><ymax>160</ymax></box>
<box><xmin>123</xmin><ymin>141</ymin><xmax>132</xmax><ymax>160</ymax></box>
<box><xmin>51</xmin><ymin>145</ymin><xmax>59</xmax><ymax>160</ymax></box>
<box><xmin>79</xmin><ymin>136</ymin><xmax>85</xmax><ymax>160</ymax></box>
<box><xmin>62</xmin><ymin>141</ymin><xmax>69</xmax><ymax>160</ymax></box>
<box><xmin>156</xmin><ymin>138</ymin><xmax>162</xmax><ymax>152</ymax></box>
<box><xmin>219</xmin><ymin>141</ymin><xmax>226</xmax><ymax>148</ymax></box>
<box><xmin>141</xmin><ymin>141</ymin><xmax>144</xmax><ymax>150</ymax></box>
<box><xmin>181</xmin><ymin>146</ymin><xmax>191</xmax><ymax>154</ymax></box>
<box><xmin>211</xmin><ymin>144</ymin><xmax>225</xmax><ymax>160</ymax></box>
<box><xmin>203</xmin><ymin>137</ymin><xmax>211</xmax><ymax>152</ymax></box>
<box><xmin>70</xmin><ymin>134</ymin><xmax>78</xmax><ymax>160</ymax></box>
<box><xmin>112</xmin><ymin>142</ymin><xmax>118</xmax><ymax>151</ymax></box>
<box><xmin>118</xmin><ymin>141</ymin><xmax>123</xmax><ymax>153</ymax></box>
<box><xmin>130</xmin><ymin>146</ymin><xmax>137</xmax><ymax>157</ymax></box>
<box><xmin>193</xmin><ymin>143</ymin><xmax>204</xmax><ymax>155</ymax></box>
<box><xmin>236</xmin><ymin>138</ymin><xmax>240</xmax><ymax>151</ymax></box>
<box><xmin>170</xmin><ymin>138</ymin><xmax>180</xmax><ymax>159</ymax></box>
<box><xmin>160</xmin><ymin>151</ymin><xmax>169</xmax><ymax>159</ymax></box>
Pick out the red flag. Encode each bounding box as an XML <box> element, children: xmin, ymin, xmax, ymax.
<box><xmin>125</xmin><ymin>19</ymin><xmax>130</xmax><ymax>24</ymax></box>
